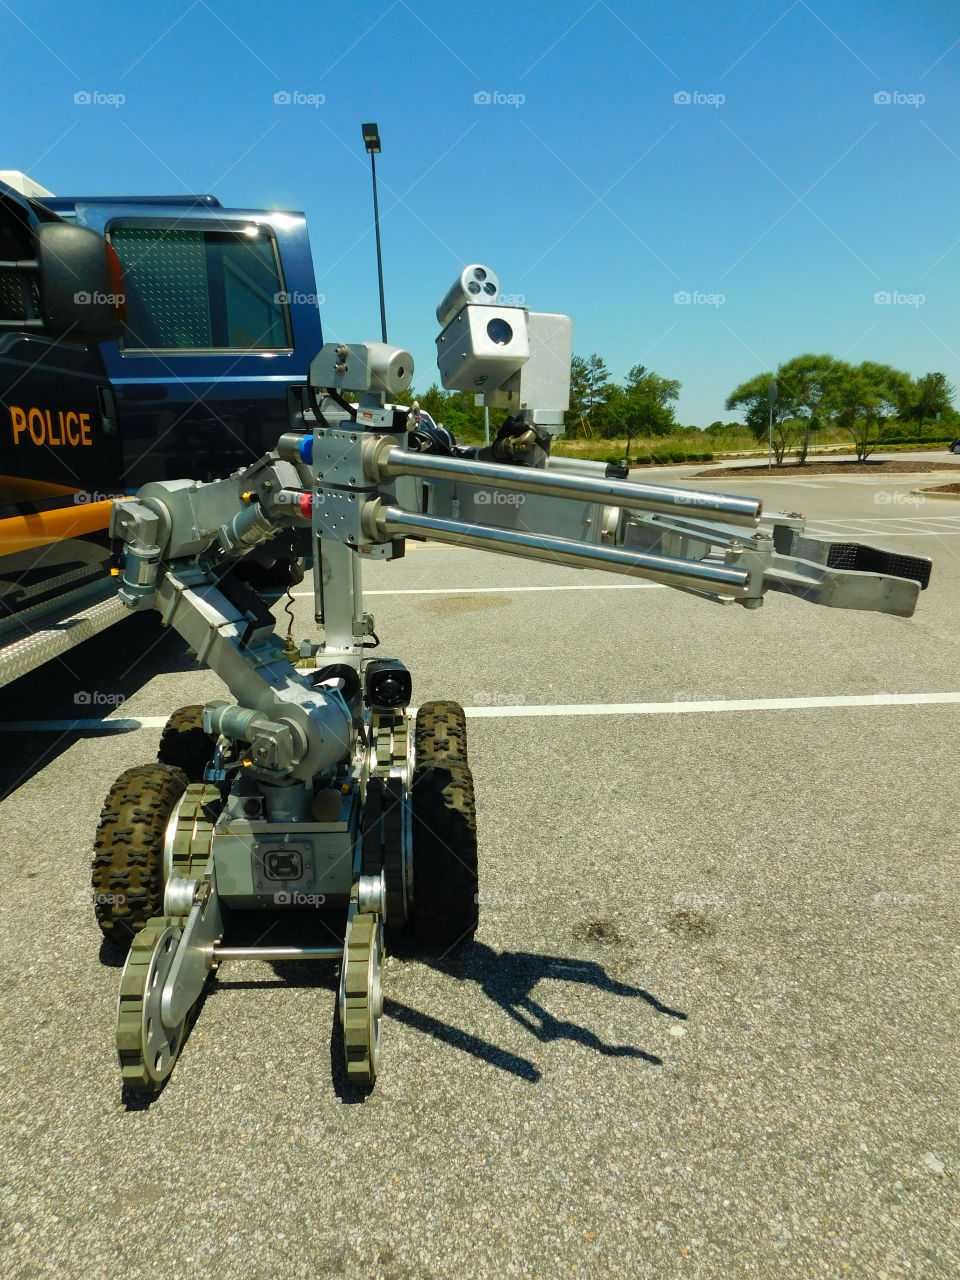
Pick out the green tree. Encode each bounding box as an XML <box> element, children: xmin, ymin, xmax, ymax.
<box><xmin>899</xmin><ymin>371</ymin><xmax>956</xmax><ymax>437</ymax></box>
<box><xmin>828</xmin><ymin>361</ymin><xmax>913</xmax><ymax>462</ymax></box>
<box><xmin>621</xmin><ymin>364</ymin><xmax>680</xmax><ymax>436</ymax></box>
<box><xmin>775</xmin><ymin>353</ymin><xmax>838</xmax><ymax>464</ymax></box>
<box><xmin>584</xmin><ymin>353</ymin><xmax>610</xmax><ymax>413</ymax></box>
<box><xmin>564</xmin><ymin>353</ymin><xmax>611</xmax><ymax>436</ymax></box>
<box><xmin>583</xmin><ymin>363</ymin><xmax>681</xmax><ymax>439</ymax></box>
<box><xmin>725</xmin><ymin>371</ymin><xmax>802</xmax><ymax>464</ymax></box>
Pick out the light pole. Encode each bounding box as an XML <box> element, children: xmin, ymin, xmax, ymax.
<box><xmin>362</xmin><ymin>122</ymin><xmax>387</xmax><ymax>343</ymax></box>
<box><xmin>768</xmin><ymin>378</ymin><xmax>777</xmax><ymax>470</ymax></box>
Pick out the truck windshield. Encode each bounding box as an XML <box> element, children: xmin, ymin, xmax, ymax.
<box><xmin>108</xmin><ymin>225</ymin><xmax>291</xmax><ymax>352</ymax></box>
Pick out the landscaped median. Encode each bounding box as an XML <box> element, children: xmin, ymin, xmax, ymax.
<box><xmin>914</xmin><ymin>482</ymin><xmax>960</xmax><ymax>500</ymax></box>
<box><xmin>695</xmin><ymin>459</ymin><xmax>960</xmax><ymax>479</ymax></box>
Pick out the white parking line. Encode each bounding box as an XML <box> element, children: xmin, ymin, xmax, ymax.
<box><xmin>462</xmin><ymin>692</ymin><xmax>960</xmax><ymax>718</ymax></box>
<box><xmin>809</xmin><ymin>528</ymin><xmax>960</xmax><ymax>538</ymax></box>
<box><xmin>8</xmin><ymin>691</ymin><xmax>960</xmax><ymax>733</ymax></box>
<box><xmin>291</xmin><ymin>583</ymin><xmax>667</xmax><ymax>598</ymax></box>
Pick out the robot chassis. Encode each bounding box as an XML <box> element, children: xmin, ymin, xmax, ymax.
<box><xmin>93</xmin><ymin>265</ymin><xmax>932</xmax><ymax>1092</ymax></box>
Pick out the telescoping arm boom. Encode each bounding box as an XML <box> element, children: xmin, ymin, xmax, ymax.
<box><xmin>110</xmin><ymin>264</ymin><xmax>931</xmax><ymax>744</ymax></box>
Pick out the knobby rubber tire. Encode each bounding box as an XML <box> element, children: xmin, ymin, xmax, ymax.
<box><xmin>157</xmin><ymin>705</ymin><xmax>216</xmax><ymax>784</ymax></box>
<box><xmin>92</xmin><ymin>763</ymin><xmax>188</xmax><ymax>950</ymax></box>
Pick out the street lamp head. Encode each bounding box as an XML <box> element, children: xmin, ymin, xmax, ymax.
<box><xmin>362</xmin><ymin>122</ymin><xmax>381</xmax><ymax>154</ymax></box>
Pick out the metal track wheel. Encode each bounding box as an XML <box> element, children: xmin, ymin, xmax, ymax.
<box><xmin>339</xmin><ymin>910</ymin><xmax>383</xmax><ymax>1084</ymax></box>
<box><xmin>116</xmin><ymin>916</ymin><xmax>188</xmax><ymax>1091</ymax></box>
<box><xmin>92</xmin><ymin>763</ymin><xmax>189</xmax><ymax>950</ymax></box>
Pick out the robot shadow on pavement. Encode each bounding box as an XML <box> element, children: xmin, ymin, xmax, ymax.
<box><xmin>90</xmin><ymin>264</ymin><xmax>932</xmax><ymax>1096</ymax></box>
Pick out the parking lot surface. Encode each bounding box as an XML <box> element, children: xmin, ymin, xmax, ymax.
<box><xmin>1</xmin><ymin>466</ymin><xmax>957</xmax><ymax>1279</ymax></box>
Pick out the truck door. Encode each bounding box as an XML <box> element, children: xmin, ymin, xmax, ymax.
<box><xmin>68</xmin><ymin>210</ymin><xmax>322</xmax><ymax>489</ymax></box>
<box><xmin>0</xmin><ymin>198</ymin><xmax>120</xmax><ymax>605</ymax></box>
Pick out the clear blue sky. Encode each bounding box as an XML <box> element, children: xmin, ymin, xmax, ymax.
<box><xmin>4</xmin><ymin>0</ymin><xmax>959</xmax><ymax>426</ymax></box>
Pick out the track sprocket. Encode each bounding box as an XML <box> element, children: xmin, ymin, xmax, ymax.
<box><xmin>116</xmin><ymin>916</ymin><xmax>188</xmax><ymax>1092</ymax></box>
<box><xmin>339</xmin><ymin>910</ymin><xmax>383</xmax><ymax>1084</ymax></box>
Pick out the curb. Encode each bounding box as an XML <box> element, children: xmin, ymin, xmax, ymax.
<box><xmin>912</xmin><ymin>488</ymin><xmax>960</xmax><ymax>500</ymax></box>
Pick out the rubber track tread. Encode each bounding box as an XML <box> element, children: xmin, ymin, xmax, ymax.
<box><xmin>414</xmin><ymin>700</ymin><xmax>467</xmax><ymax>769</ymax></box>
<box><xmin>361</xmin><ymin>777</ymin><xmax>384</xmax><ymax>876</ymax></box>
<box><xmin>382</xmin><ymin>776</ymin><xmax>406</xmax><ymax>926</ymax></box>
<box><xmin>410</xmin><ymin>758</ymin><xmax>478</xmax><ymax>944</ymax></box>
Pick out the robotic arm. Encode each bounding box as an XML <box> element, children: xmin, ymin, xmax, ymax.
<box><xmin>110</xmin><ymin>264</ymin><xmax>930</xmax><ymax>776</ymax></box>
<box><xmin>100</xmin><ymin>265</ymin><xmax>931</xmax><ymax>1094</ymax></box>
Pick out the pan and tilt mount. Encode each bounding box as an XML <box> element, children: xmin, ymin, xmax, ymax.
<box><xmin>93</xmin><ymin>264</ymin><xmax>932</xmax><ymax>1092</ymax></box>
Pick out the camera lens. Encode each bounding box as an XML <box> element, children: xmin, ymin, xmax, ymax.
<box><xmin>486</xmin><ymin>318</ymin><xmax>513</xmax><ymax>346</ymax></box>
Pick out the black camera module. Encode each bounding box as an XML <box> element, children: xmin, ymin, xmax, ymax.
<box><xmin>363</xmin><ymin>658</ymin><xmax>412</xmax><ymax>709</ymax></box>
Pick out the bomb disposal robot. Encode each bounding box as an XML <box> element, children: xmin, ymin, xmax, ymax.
<box><xmin>94</xmin><ymin>265</ymin><xmax>931</xmax><ymax>1092</ymax></box>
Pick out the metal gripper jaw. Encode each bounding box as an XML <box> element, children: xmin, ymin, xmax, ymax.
<box><xmin>620</xmin><ymin>508</ymin><xmax>931</xmax><ymax>617</ymax></box>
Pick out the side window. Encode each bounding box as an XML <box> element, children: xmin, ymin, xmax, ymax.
<box><xmin>108</xmin><ymin>225</ymin><xmax>291</xmax><ymax>352</ymax></box>
<box><xmin>0</xmin><ymin>198</ymin><xmax>39</xmax><ymax>326</ymax></box>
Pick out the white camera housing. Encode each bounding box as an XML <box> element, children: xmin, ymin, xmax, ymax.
<box><xmin>436</xmin><ymin>305</ymin><xmax>530</xmax><ymax>393</ymax></box>
<box><xmin>435</xmin><ymin>264</ymin><xmax>501</xmax><ymax>328</ymax></box>
<box><xmin>309</xmin><ymin>342</ymin><xmax>414</xmax><ymax>397</ymax></box>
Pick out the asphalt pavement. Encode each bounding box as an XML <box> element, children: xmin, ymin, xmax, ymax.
<box><xmin>0</xmin><ymin>464</ymin><xmax>958</xmax><ymax>1280</ymax></box>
